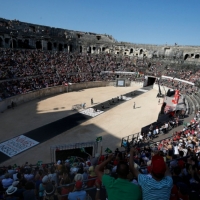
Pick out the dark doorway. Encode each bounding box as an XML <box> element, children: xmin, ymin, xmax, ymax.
<box><xmin>80</xmin><ymin>46</ymin><xmax>82</xmax><ymax>53</ymax></box>
<box><xmin>184</xmin><ymin>54</ymin><xmax>189</xmax><ymax>60</ymax></box>
<box><xmin>102</xmin><ymin>47</ymin><xmax>105</xmax><ymax>51</ymax></box>
<box><xmin>64</xmin><ymin>44</ymin><xmax>67</xmax><ymax>49</ymax></box>
<box><xmin>59</xmin><ymin>43</ymin><xmax>63</xmax><ymax>51</ymax></box>
<box><xmin>0</xmin><ymin>37</ymin><xmax>3</xmax><ymax>47</ymax></box>
<box><xmin>47</xmin><ymin>42</ymin><xmax>52</xmax><ymax>50</ymax></box>
<box><xmin>24</xmin><ymin>39</ymin><xmax>29</xmax><ymax>48</ymax></box>
<box><xmin>55</xmin><ymin>146</ymin><xmax>93</xmax><ymax>161</ymax></box>
<box><xmin>195</xmin><ymin>54</ymin><xmax>199</xmax><ymax>59</ymax></box>
<box><xmin>147</xmin><ymin>77</ymin><xmax>156</xmax><ymax>86</ymax></box>
<box><xmin>140</xmin><ymin>49</ymin><xmax>143</xmax><ymax>54</ymax></box>
<box><xmin>36</xmin><ymin>41</ymin><xmax>42</xmax><ymax>49</ymax></box>
<box><xmin>69</xmin><ymin>44</ymin><xmax>73</xmax><ymax>52</ymax></box>
<box><xmin>130</xmin><ymin>48</ymin><xmax>133</xmax><ymax>53</ymax></box>
<box><xmin>18</xmin><ymin>40</ymin><xmax>23</xmax><ymax>48</ymax></box>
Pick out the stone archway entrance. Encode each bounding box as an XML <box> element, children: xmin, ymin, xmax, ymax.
<box><xmin>59</xmin><ymin>43</ymin><xmax>63</xmax><ymax>51</ymax></box>
<box><xmin>36</xmin><ymin>41</ymin><xmax>42</xmax><ymax>49</ymax></box>
<box><xmin>80</xmin><ymin>46</ymin><xmax>82</xmax><ymax>53</ymax></box>
<box><xmin>184</xmin><ymin>54</ymin><xmax>189</xmax><ymax>60</ymax></box>
<box><xmin>47</xmin><ymin>42</ymin><xmax>52</xmax><ymax>50</ymax></box>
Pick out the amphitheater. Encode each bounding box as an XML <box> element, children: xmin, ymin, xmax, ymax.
<box><xmin>0</xmin><ymin>17</ymin><xmax>200</xmax><ymax>199</ymax></box>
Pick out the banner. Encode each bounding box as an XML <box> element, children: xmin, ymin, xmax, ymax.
<box><xmin>0</xmin><ymin>135</ymin><xmax>39</xmax><ymax>157</ymax></box>
<box><xmin>105</xmin><ymin>148</ymin><xmax>112</xmax><ymax>153</ymax></box>
<box><xmin>96</xmin><ymin>136</ymin><xmax>102</xmax><ymax>143</ymax></box>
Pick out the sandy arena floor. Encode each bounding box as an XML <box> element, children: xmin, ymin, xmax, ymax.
<box><xmin>0</xmin><ymin>83</ymin><xmax>161</xmax><ymax>165</ymax></box>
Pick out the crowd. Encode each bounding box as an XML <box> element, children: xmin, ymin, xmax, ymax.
<box><xmin>1</xmin><ymin>113</ymin><xmax>200</xmax><ymax>200</ymax></box>
<box><xmin>1</xmin><ymin>48</ymin><xmax>200</xmax><ymax>101</ymax></box>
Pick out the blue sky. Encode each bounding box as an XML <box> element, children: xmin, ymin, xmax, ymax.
<box><xmin>1</xmin><ymin>0</ymin><xmax>200</xmax><ymax>45</ymax></box>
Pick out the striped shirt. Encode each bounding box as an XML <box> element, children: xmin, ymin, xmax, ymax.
<box><xmin>138</xmin><ymin>174</ymin><xmax>173</xmax><ymax>200</ymax></box>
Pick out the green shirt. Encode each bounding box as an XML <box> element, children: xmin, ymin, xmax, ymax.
<box><xmin>102</xmin><ymin>175</ymin><xmax>142</xmax><ymax>200</ymax></box>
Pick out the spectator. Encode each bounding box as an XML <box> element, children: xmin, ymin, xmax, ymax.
<box><xmin>68</xmin><ymin>180</ymin><xmax>87</xmax><ymax>200</ymax></box>
<box><xmin>95</xmin><ymin>154</ymin><xmax>142</xmax><ymax>200</ymax></box>
<box><xmin>129</xmin><ymin>148</ymin><xmax>173</xmax><ymax>200</ymax></box>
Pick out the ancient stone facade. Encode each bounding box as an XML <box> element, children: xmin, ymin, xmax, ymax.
<box><xmin>0</xmin><ymin>18</ymin><xmax>200</xmax><ymax>64</ymax></box>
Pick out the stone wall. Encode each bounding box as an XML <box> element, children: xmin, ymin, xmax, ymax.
<box><xmin>0</xmin><ymin>81</ymin><xmax>116</xmax><ymax>112</ymax></box>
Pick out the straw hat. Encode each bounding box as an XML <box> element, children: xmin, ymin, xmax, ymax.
<box><xmin>6</xmin><ymin>186</ymin><xmax>17</xmax><ymax>195</ymax></box>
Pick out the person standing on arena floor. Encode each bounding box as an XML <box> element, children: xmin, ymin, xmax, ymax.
<box><xmin>129</xmin><ymin>148</ymin><xmax>173</xmax><ymax>200</ymax></box>
<box><xmin>91</xmin><ymin>98</ymin><xmax>93</xmax><ymax>105</ymax></box>
<box><xmin>133</xmin><ymin>102</ymin><xmax>136</xmax><ymax>109</ymax></box>
<box><xmin>95</xmin><ymin>154</ymin><xmax>142</xmax><ymax>200</ymax></box>
<box><xmin>158</xmin><ymin>99</ymin><xmax>160</xmax><ymax>105</ymax></box>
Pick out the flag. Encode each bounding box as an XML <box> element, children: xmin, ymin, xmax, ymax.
<box><xmin>37</xmin><ymin>161</ymin><xmax>42</xmax><ymax>166</ymax></box>
<box><xmin>105</xmin><ymin>148</ymin><xmax>112</xmax><ymax>153</ymax></box>
<box><xmin>13</xmin><ymin>164</ymin><xmax>17</xmax><ymax>168</ymax></box>
<box><xmin>80</xmin><ymin>148</ymin><xmax>85</xmax><ymax>153</ymax></box>
<box><xmin>96</xmin><ymin>136</ymin><xmax>102</xmax><ymax>143</ymax></box>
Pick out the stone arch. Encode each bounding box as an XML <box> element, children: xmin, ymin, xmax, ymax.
<box><xmin>102</xmin><ymin>47</ymin><xmax>105</xmax><ymax>51</ymax></box>
<box><xmin>47</xmin><ymin>42</ymin><xmax>52</xmax><ymax>50</ymax></box>
<box><xmin>0</xmin><ymin>36</ymin><xmax>4</xmax><ymax>47</ymax></box>
<box><xmin>184</xmin><ymin>54</ymin><xmax>189</xmax><ymax>60</ymax></box>
<box><xmin>5</xmin><ymin>38</ymin><xmax>9</xmax><ymax>44</ymax></box>
<box><xmin>10</xmin><ymin>39</ymin><xmax>17</xmax><ymax>48</ymax></box>
<box><xmin>58</xmin><ymin>43</ymin><xmax>63</xmax><ymax>51</ymax></box>
<box><xmin>80</xmin><ymin>46</ymin><xmax>82</xmax><ymax>53</ymax></box>
<box><xmin>140</xmin><ymin>49</ymin><xmax>143</xmax><ymax>54</ymax></box>
<box><xmin>93</xmin><ymin>47</ymin><xmax>96</xmax><ymax>51</ymax></box>
<box><xmin>36</xmin><ymin>41</ymin><xmax>42</xmax><ymax>49</ymax></box>
<box><xmin>69</xmin><ymin>44</ymin><xmax>73</xmax><ymax>52</ymax></box>
<box><xmin>64</xmin><ymin>44</ymin><xmax>67</xmax><ymax>49</ymax></box>
<box><xmin>24</xmin><ymin>39</ymin><xmax>29</xmax><ymax>48</ymax></box>
<box><xmin>195</xmin><ymin>54</ymin><xmax>199</xmax><ymax>59</ymax></box>
<box><xmin>130</xmin><ymin>48</ymin><xmax>133</xmax><ymax>53</ymax></box>
<box><xmin>18</xmin><ymin>39</ymin><xmax>23</xmax><ymax>48</ymax></box>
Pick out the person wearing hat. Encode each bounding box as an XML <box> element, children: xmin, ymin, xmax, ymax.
<box><xmin>95</xmin><ymin>154</ymin><xmax>141</xmax><ymax>200</ymax></box>
<box><xmin>43</xmin><ymin>183</ymin><xmax>59</xmax><ymax>200</ymax></box>
<box><xmin>129</xmin><ymin>148</ymin><xmax>173</xmax><ymax>200</ymax></box>
<box><xmin>68</xmin><ymin>180</ymin><xmax>87</xmax><ymax>200</ymax></box>
<box><xmin>5</xmin><ymin>185</ymin><xmax>18</xmax><ymax>198</ymax></box>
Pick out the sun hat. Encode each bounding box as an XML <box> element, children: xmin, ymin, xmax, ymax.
<box><xmin>74</xmin><ymin>174</ymin><xmax>83</xmax><ymax>182</ymax></box>
<box><xmin>151</xmin><ymin>155</ymin><xmax>166</xmax><ymax>175</ymax></box>
<box><xmin>44</xmin><ymin>183</ymin><xmax>55</xmax><ymax>196</ymax></box>
<box><xmin>6</xmin><ymin>186</ymin><xmax>17</xmax><ymax>195</ymax></box>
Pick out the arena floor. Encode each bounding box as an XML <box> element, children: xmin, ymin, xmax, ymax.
<box><xmin>0</xmin><ymin>83</ymin><xmax>161</xmax><ymax>166</ymax></box>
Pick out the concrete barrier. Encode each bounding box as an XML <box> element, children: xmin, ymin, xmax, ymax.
<box><xmin>0</xmin><ymin>81</ymin><xmax>115</xmax><ymax>112</ymax></box>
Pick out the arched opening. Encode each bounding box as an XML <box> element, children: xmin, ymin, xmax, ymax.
<box><xmin>80</xmin><ymin>46</ymin><xmax>82</xmax><ymax>53</ymax></box>
<box><xmin>10</xmin><ymin>39</ymin><xmax>17</xmax><ymax>48</ymax></box>
<box><xmin>5</xmin><ymin>38</ymin><xmax>9</xmax><ymax>44</ymax></box>
<box><xmin>140</xmin><ymin>49</ymin><xmax>143</xmax><ymax>54</ymax></box>
<box><xmin>102</xmin><ymin>47</ymin><xmax>105</xmax><ymax>51</ymax></box>
<box><xmin>47</xmin><ymin>42</ymin><xmax>52</xmax><ymax>50</ymax></box>
<box><xmin>24</xmin><ymin>39</ymin><xmax>29</xmax><ymax>48</ymax></box>
<box><xmin>87</xmin><ymin>46</ymin><xmax>91</xmax><ymax>53</ymax></box>
<box><xmin>64</xmin><ymin>44</ymin><xmax>67</xmax><ymax>49</ymax></box>
<box><xmin>195</xmin><ymin>54</ymin><xmax>199</xmax><ymax>59</ymax></box>
<box><xmin>59</xmin><ymin>43</ymin><xmax>63</xmax><ymax>51</ymax></box>
<box><xmin>69</xmin><ymin>44</ymin><xmax>73</xmax><ymax>52</ymax></box>
<box><xmin>93</xmin><ymin>47</ymin><xmax>96</xmax><ymax>51</ymax></box>
<box><xmin>0</xmin><ymin>37</ymin><xmax>3</xmax><ymax>47</ymax></box>
<box><xmin>130</xmin><ymin>48</ymin><xmax>133</xmax><ymax>53</ymax></box>
<box><xmin>184</xmin><ymin>54</ymin><xmax>189</xmax><ymax>60</ymax></box>
<box><xmin>36</xmin><ymin>41</ymin><xmax>42</xmax><ymax>49</ymax></box>
<box><xmin>18</xmin><ymin>40</ymin><xmax>23</xmax><ymax>48</ymax></box>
